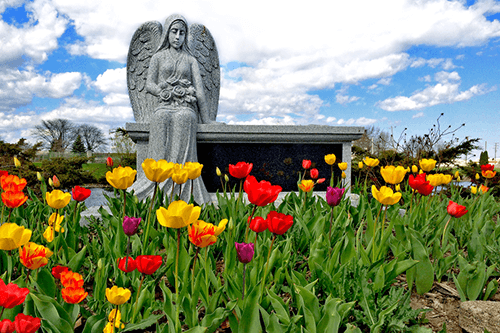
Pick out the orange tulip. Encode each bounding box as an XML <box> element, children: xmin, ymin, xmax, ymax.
<box><xmin>482</xmin><ymin>170</ymin><xmax>496</xmax><ymax>179</ymax></box>
<box><xmin>1</xmin><ymin>191</ymin><xmax>28</xmax><ymax>208</ymax></box>
<box><xmin>1</xmin><ymin>175</ymin><xmax>27</xmax><ymax>192</ymax></box>
<box><xmin>298</xmin><ymin>179</ymin><xmax>314</xmax><ymax>193</ymax></box>
<box><xmin>61</xmin><ymin>287</ymin><xmax>88</xmax><ymax>304</ymax></box>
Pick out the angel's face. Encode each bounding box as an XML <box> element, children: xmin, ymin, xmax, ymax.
<box><xmin>169</xmin><ymin>22</ymin><xmax>186</xmax><ymax>49</ymax></box>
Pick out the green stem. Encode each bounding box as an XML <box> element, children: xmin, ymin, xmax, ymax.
<box><xmin>205</xmin><ymin>247</ymin><xmax>209</xmax><ymax>294</ymax></box>
<box><xmin>175</xmin><ymin>228</ymin><xmax>181</xmax><ymax>332</ymax></box>
<box><xmin>113</xmin><ymin>305</ymin><xmax>119</xmax><ymax>332</ymax></box>
<box><xmin>1</xmin><ymin>204</ymin><xmax>4</xmax><ymax>224</ymax></box>
<box><xmin>142</xmin><ymin>183</ymin><xmax>158</xmax><ymax>254</ymax></box>
<box><xmin>328</xmin><ymin>206</ymin><xmax>334</xmax><ymax>255</ymax></box>
<box><xmin>244</xmin><ymin>205</ymin><xmax>257</xmax><ymax>243</ymax></box>
<box><xmin>242</xmin><ymin>263</ymin><xmax>247</xmax><ymax>300</ymax></box>
<box><xmin>132</xmin><ymin>274</ymin><xmax>145</xmax><ymax>323</ymax></box>
<box><xmin>442</xmin><ymin>216</ymin><xmax>453</xmax><ymax>246</ymax></box>
<box><xmin>260</xmin><ymin>234</ymin><xmax>276</xmax><ymax>299</ymax></box>
<box><xmin>192</xmin><ymin>246</ymin><xmax>200</xmax><ymax>292</ymax></box>
<box><xmin>372</xmin><ymin>204</ymin><xmax>383</xmax><ymax>262</ymax></box>
<box><xmin>122</xmin><ymin>189</ymin><xmax>127</xmax><ymax>223</ymax></box>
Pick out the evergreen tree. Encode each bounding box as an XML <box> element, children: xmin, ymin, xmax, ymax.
<box><xmin>72</xmin><ymin>135</ymin><xmax>86</xmax><ymax>154</ymax></box>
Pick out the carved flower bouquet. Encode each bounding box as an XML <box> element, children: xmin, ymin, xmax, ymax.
<box><xmin>159</xmin><ymin>78</ymin><xmax>197</xmax><ymax>107</ymax></box>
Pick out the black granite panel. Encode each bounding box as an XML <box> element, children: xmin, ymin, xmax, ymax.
<box><xmin>197</xmin><ymin>142</ymin><xmax>343</xmax><ymax>191</ymax></box>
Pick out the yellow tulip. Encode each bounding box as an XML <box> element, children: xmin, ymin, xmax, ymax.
<box><xmin>46</xmin><ymin>190</ymin><xmax>71</xmax><ymax>210</ymax></box>
<box><xmin>13</xmin><ymin>156</ymin><xmax>21</xmax><ymax>167</ymax></box>
<box><xmin>471</xmin><ymin>186</ymin><xmax>477</xmax><ymax>194</ymax></box>
<box><xmin>442</xmin><ymin>174</ymin><xmax>453</xmax><ymax>185</ymax></box>
<box><xmin>411</xmin><ymin>165</ymin><xmax>418</xmax><ymax>173</ymax></box>
<box><xmin>363</xmin><ymin>157</ymin><xmax>380</xmax><ymax>167</ymax></box>
<box><xmin>419</xmin><ymin>158</ymin><xmax>436</xmax><ymax>172</ymax></box>
<box><xmin>380</xmin><ymin>166</ymin><xmax>407</xmax><ymax>185</ymax></box>
<box><xmin>106</xmin><ymin>166</ymin><xmax>137</xmax><ymax>190</ymax></box>
<box><xmin>216</xmin><ymin>167</ymin><xmax>222</xmax><ymax>176</ymax></box>
<box><xmin>0</xmin><ymin>223</ymin><xmax>32</xmax><ymax>250</ymax></box>
<box><xmin>371</xmin><ymin>185</ymin><xmax>401</xmax><ymax>206</ymax></box>
<box><xmin>338</xmin><ymin>162</ymin><xmax>348</xmax><ymax>171</ymax></box>
<box><xmin>19</xmin><ymin>242</ymin><xmax>53</xmax><ymax>270</ymax></box>
<box><xmin>454</xmin><ymin>171</ymin><xmax>460</xmax><ymax>178</ymax></box>
<box><xmin>171</xmin><ymin>164</ymin><xmax>189</xmax><ymax>185</ymax></box>
<box><xmin>324</xmin><ymin>154</ymin><xmax>336</xmax><ymax>165</ymax></box>
<box><xmin>142</xmin><ymin>158</ymin><xmax>174</xmax><ymax>183</ymax></box>
<box><xmin>475</xmin><ymin>173</ymin><xmax>480</xmax><ymax>180</ymax></box>
<box><xmin>426</xmin><ymin>174</ymin><xmax>442</xmax><ymax>187</ymax></box>
<box><xmin>358</xmin><ymin>161</ymin><xmax>364</xmax><ymax>169</ymax></box>
<box><xmin>37</xmin><ymin>172</ymin><xmax>43</xmax><ymax>181</ymax></box>
<box><xmin>298</xmin><ymin>179</ymin><xmax>314</xmax><ymax>193</ymax></box>
<box><xmin>156</xmin><ymin>200</ymin><xmax>201</xmax><ymax>229</ymax></box>
<box><xmin>105</xmin><ymin>286</ymin><xmax>131</xmax><ymax>305</ymax></box>
<box><xmin>43</xmin><ymin>213</ymin><xmax>65</xmax><ymax>243</ymax></box>
<box><xmin>341</xmin><ymin>171</ymin><xmax>347</xmax><ymax>179</ymax></box>
<box><xmin>184</xmin><ymin>162</ymin><xmax>203</xmax><ymax>180</ymax></box>
<box><xmin>107</xmin><ymin>309</ymin><xmax>125</xmax><ymax>329</ymax></box>
<box><xmin>395</xmin><ymin>184</ymin><xmax>401</xmax><ymax>192</ymax></box>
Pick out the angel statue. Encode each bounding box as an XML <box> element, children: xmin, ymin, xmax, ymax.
<box><xmin>126</xmin><ymin>14</ymin><xmax>220</xmax><ymax>204</ymax></box>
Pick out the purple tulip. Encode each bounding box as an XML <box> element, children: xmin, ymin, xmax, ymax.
<box><xmin>123</xmin><ymin>216</ymin><xmax>141</xmax><ymax>236</ymax></box>
<box><xmin>326</xmin><ymin>187</ymin><xmax>345</xmax><ymax>207</ymax></box>
<box><xmin>235</xmin><ymin>242</ymin><xmax>255</xmax><ymax>264</ymax></box>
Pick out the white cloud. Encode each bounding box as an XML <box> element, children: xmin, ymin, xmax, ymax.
<box><xmin>411</xmin><ymin>57</ymin><xmax>456</xmax><ymax>69</ymax></box>
<box><xmin>377</xmin><ymin>79</ymin><xmax>490</xmax><ymax>112</ymax></box>
<box><xmin>412</xmin><ymin>112</ymin><xmax>424</xmax><ymax>119</ymax></box>
<box><xmin>93</xmin><ymin>68</ymin><xmax>127</xmax><ymax>94</ymax></box>
<box><xmin>0</xmin><ymin>0</ymin><xmax>68</xmax><ymax>65</ymax></box>
<box><xmin>0</xmin><ymin>68</ymin><xmax>82</xmax><ymax>110</ymax></box>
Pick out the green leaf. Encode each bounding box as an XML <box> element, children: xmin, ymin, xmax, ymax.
<box><xmin>34</xmin><ymin>267</ymin><xmax>56</xmax><ymax>298</ymax></box>
<box><xmin>30</xmin><ymin>293</ymin><xmax>74</xmax><ymax>332</ymax></box>
<box><xmin>68</xmin><ymin>245</ymin><xmax>87</xmax><ymax>272</ymax></box>
<box><xmin>410</xmin><ymin>233</ymin><xmax>434</xmax><ymax>295</ymax></box>
<box><xmin>238</xmin><ymin>283</ymin><xmax>262</xmax><ymax>333</ymax></box>
<box><xmin>267</xmin><ymin>289</ymin><xmax>290</xmax><ymax>326</ymax></box>
<box><xmin>121</xmin><ymin>314</ymin><xmax>163</xmax><ymax>332</ymax></box>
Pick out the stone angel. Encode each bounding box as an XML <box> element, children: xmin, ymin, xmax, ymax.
<box><xmin>126</xmin><ymin>14</ymin><xmax>220</xmax><ymax>204</ymax></box>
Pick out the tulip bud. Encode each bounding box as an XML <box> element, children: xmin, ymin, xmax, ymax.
<box><xmin>235</xmin><ymin>242</ymin><xmax>255</xmax><ymax>264</ymax></box>
<box><xmin>216</xmin><ymin>167</ymin><xmax>222</xmax><ymax>177</ymax></box>
<box><xmin>98</xmin><ymin>258</ymin><xmax>103</xmax><ymax>270</ymax></box>
<box><xmin>48</xmin><ymin>178</ymin><xmax>54</xmax><ymax>187</ymax></box>
<box><xmin>358</xmin><ymin>161</ymin><xmax>363</xmax><ymax>169</ymax></box>
<box><xmin>412</xmin><ymin>165</ymin><xmax>418</xmax><ymax>173</ymax></box>
<box><xmin>106</xmin><ymin>157</ymin><xmax>113</xmax><ymax>168</ymax></box>
<box><xmin>316</xmin><ymin>178</ymin><xmax>326</xmax><ymax>184</ymax></box>
<box><xmin>395</xmin><ymin>184</ymin><xmax>401</xmax><ymax>192</ymax></box>
<box><xmin>341</xmin><ymin>171</ymin><xmax>346</xmax><ymax>179</ymax></box>
<box><xmin>471</xmin><ymin>186</ymin><xmax>477</xmax><ymax>194</ymax></box>
<box><xmin>52</xmin><ymin>175</ymin><xmax>60</xmax><ymax>188</ymax></box>
<box><xmin>475</xmin><ymin>173</ymin><xmax>480</xmax><ymax>180</ymax></box>
<box><xmin>224</xmin><ymin>174</ymin><xmax>229</xmax><ymax>182</ymax></box>
<box><xmin>310</xmin><ymin>168</ymin><xmax>319</xmax><ymax>179</ymax></box>
<box><xmin>228</xmin><ymin>217</ymin><xmax>234</xmax><ymax>231</ymax></box>
<box><xmin>14</xmin><ymin>156</ymin><xmax>21</xmax><ymax>167</ymax></box>
<box><xmin>123</xmin><ymin>216</ymin><xmax>141</xmax><ymax>236</ymax></box>
<box><xmin>454</xmin><ymin>171</ymin><xmax>460</xmax><ymax>179</ymax></box>
<box><xmin>37</xmin><ymin>172</ymin><xmax>43</xmax><ymax>181</ymax></box>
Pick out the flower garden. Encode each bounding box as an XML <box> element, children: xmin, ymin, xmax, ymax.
<box><xmin>0</xmin><ymin>154</ymin><xmax>499</xmax><ymax>332</ymax></box>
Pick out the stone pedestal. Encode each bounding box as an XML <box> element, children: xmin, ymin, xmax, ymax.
<box><xmin>126</xmin><ymin>123</ymin><xmax>363</xmax><ymax>192</ymax></box>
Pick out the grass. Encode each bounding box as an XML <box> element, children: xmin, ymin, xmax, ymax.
<box><xmin>82</xmin><ymin>163</ymin><xmax>107</xmax><ymax>181</ymax></box>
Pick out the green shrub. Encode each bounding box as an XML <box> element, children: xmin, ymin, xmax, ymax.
<box><xmin>41</xmin><ymin>156</ymin><xmax>95</xmax><ymax>189</ymax></box>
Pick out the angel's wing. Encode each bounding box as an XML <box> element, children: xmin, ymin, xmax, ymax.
<box><xmin>127</xmin><ymin>21</ymin><xmax>162</xmax><ymax>123</ymax></box>
<box><xmin>188</xmin><ymin>23</ymin><xmax>220</xmax><ymax>122</ymax></box>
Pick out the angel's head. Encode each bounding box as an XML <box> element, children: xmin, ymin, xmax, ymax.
<box><xmin>158</xmin><ymin>14</ymin><xmax>189</xmax><ymax>52</ymax></box>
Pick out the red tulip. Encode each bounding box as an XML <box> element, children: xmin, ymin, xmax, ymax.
<box><xmin>117</xmin><ymin>257</ymin><xmax>137</xmax><ymax>273</ymax></box>
<box><xmin>0</xmin><ymin>175</ymin><xmax>26</xmax><ymax>192</ymax></box>
<box><xmin>136</xmin><ymin>255</ymin><xmax>162</xmax><ymax>275</ymax></box>
<box><xmin>447</xmin><ymin>200</ymin><xmax>468</xmax><ymax>218</ymax></box>
<box><xmin>316</xmin><ymin>178</ymin><xmax>326</xmax><ymax>184</ymax></box>
<box><xmin>243</xmin><ymin>175</ymin><xmax>282</xmax><ymax>207</ymax></box>
<box><xmin>72</xmin><ymin>185</ymin><xmax>91</xmax><ymax>202</ymax></box>
<box><xmin>481</xmin><ymin>164</ymin><xmax>494</xmax><ymax>172</ymax></box>
<box><xmin>266</xmin><ymin>211</ymin><xmax>293</xmax><ymax>235</ymax></box>
<box><xmin>0</xmin><ymin>319</ymin><xmax>14</xmax><ymax>333</ymax></box>
<box><xmin>14</xmin><ymin>313</ymin><xmax>41</xmax><ymax>333</ymax></box>
<box><xmin>106</xmin><ymin>157</ymin><xmax>113</xmax><ymax>168</ymax></box>
<box><xmin>408</xmin><ymin>173</ymin><xmax>426</xmax><ymax>190</ymax></box>
<box><xmin>248</xmin><ymin>216</ymin><xmax>268</xmax><ymax>233</ymax></box>
<box><xmin>229</xmin><ymin>162</ymin><xmax>253</xmax><ymax>179</ymax></box>
<box><xmin>51</xmin><ymin>265</ymin><xmax>69</xmax><ymax>279</ymax></box>
<box><xmin>0</xmin><ymin>279</ymin><xmax>29</xmax><ymax>308</ymax></box>
<box><xmin>417</xmin><ymin>183</ymin><xmax>434</xmax><ymax>196</ymax></box>
<box><xmin>302</xmin><ymin>160</ymin><xmax>311</xmax><ymax>169</ymax></box>
<box><xmin>310</xmin><ymin>168</ymin><xmax>319</xmax><ymax>179</ymax></box>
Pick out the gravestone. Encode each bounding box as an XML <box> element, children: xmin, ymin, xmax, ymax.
<box><xmin>126</xmin><ymin>14</ymin><xmax>364</xmax><ymax>200</ymax></box>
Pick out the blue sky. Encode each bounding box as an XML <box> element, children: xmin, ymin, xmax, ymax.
<box><xmin>1</xmin><ymin>0</ymin><xmax>499</xmax><ymax>160</ymax></box>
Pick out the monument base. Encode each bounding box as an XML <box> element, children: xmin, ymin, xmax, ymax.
<box><xmin>126</xmin><ymin>123</ymin><xmax>364</xmax><ymax>192</ymax></box>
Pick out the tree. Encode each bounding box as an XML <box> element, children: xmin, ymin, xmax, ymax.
<box><xmin>77</xmin><ymin>124</ymin><xmax>107</xmax><ymax>152</ymax></box>
<box><xmin>32</xmin><ymin>119</ymin><xmax>76</xmax><ymax>152</ymax></box>
<box><xmin>354</xmin><ymin>126</ymin><xmax>391</xmax><ymax>155</ymax></box>
<box><xmin>72</xmin><ymin>135</ymin><xmax>86</xmax><ymax>154</ymax></box>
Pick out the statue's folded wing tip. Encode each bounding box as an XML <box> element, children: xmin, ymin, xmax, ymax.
<box><xmin>127</xmin><ymin>21</ymin><xmax>163</xmax><ymax>123</ymax></box>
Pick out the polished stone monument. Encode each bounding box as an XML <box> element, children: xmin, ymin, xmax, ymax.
<box><xmin>126</xmin><ymin>14</ymin><xmax>363</xmax><ymax>202</ymax></box>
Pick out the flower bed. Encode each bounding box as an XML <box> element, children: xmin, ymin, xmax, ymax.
<box><xmin>0</xmin><ymin>157</ymin><xmax>499</xmax><ymax>332</ymax></box>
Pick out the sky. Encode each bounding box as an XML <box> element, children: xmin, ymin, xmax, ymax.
<box><xmin>1</xmin><ymin>0</ymin><xmax>500</xmax><ymax>160</ymax></box>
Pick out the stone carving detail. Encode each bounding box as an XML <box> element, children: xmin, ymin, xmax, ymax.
<box><xmin>126</xmin><ymin>14</ymin><xmax>220</xmax><ymax>204</ymax></box>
